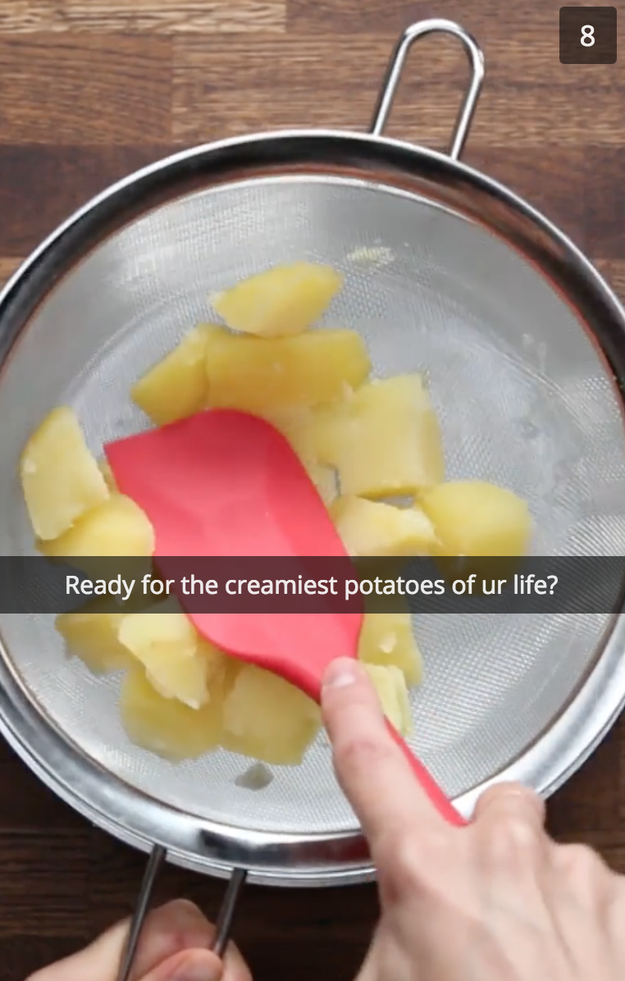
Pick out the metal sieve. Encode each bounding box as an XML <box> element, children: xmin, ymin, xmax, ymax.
<box><xmin>2</xmin><ymin>17</ymin><xmax>625</xmax><ymax>979</ymax></box>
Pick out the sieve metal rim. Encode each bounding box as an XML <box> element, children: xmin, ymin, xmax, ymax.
<box><xmin>1</xmin><ymin>20</ymin><xmax>625</xmax><ymax>894</ymax></box>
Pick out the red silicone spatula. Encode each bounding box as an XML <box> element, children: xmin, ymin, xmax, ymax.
<box><xmin>106</xmin><ymin>409</ymin><xmax>466</xmax><ymax>827</ymax></box>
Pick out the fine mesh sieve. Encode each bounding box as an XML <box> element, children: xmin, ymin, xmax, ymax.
<box><xmin>2</xmin><ymin>17</ymin><xmax>625</xmax><ymax>976</ymax></box>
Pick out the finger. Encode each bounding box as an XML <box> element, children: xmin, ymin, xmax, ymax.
<box><xmin>322</xmin><ymin>657</ymin><xmax>445</xmax><ymax>847</ymax></box>
<box><xmin>543</xmin><ymin>845</ymin><xmax>619</xmax><ymax>974</ymax></box>
<box><xmin>26</xmin><ymin>899</ymin><xmax>221</xmax><ymax>981</ymax></box>
<box><xmin>474</xmin><ymin>782</ymin><xmax>548</xmax><ymax>866</ymax></box>
<box><xmin>141</xmin><ymin>948</ymin><xmax>223</xmax><ymax>981</ymax></box>
<box><xmin>353</xmin><ymin>929</ymin><xmax>383</xmax><ymax>981</ymax></box>
<box><xmin>140</xmin><ymin>943</ymin><xmax>253</xmax><ymax>981</ymax></box>
<box><xmin>474</xmin><ymin>781</ymin><xmax>546</xmax><ymax>829</ymax></box>
<box><xmin>473</xmin><ymin>782</ymin><xmax>553</xmax><ymax>921</ymax></box>
<box><xmin>551</xmin><ymin>842</ymin><xmax>617</xmax><ymax>909</ymax></box>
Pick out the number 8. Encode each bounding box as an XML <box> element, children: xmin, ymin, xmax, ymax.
<box><xmin>581</xmin><ymin>24</ymin><xmax>596</xmax><ymax>47</ymax></box>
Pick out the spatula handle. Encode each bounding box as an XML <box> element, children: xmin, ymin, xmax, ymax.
<box><xmin>385</xmin><ymin>720</ymin><xmax>468</xmax><ymax>827</ymax></box>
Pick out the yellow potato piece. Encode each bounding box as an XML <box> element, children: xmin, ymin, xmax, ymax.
<box><xmin>365</xmin><ymin>664</ymin><xmax>412</xmax><ymax>736</ymax></box>
<box><xmin>98</xmin><ymin>458</ymin><xmax>117</xmax><ymax>493</ymax></box>
<box><xmin>197</xmin><ymin>636</ymin><xmax>233</xmax><ymax>687</ymax></box>
<box><xmin>120</xmin><ymin>666</ymin><xmax>224</xmax><ymax>762</ymax></box>
<box><xmin>55</xmin><ymin>602</ymin><xmax>132</xmax><ymax>675</ymax></box>
<box><xmin>257</xmin><ymin>406</ymin><xmax>321</xmax><ymax>462</ymax></box>
<box><xmin>205</xmin><ymin>325</ymin><xmax>371</xmax><ymax>412</ymax></box>
<box><xmin>39</xmin><ymin>494</ymin><xmax>155</xmax><ymax>559</ymax></box>
<box><xmin>306</xmin><ymin>461</ymin><xmax>337</xmax><ymax>507</ymax></box>
<box><xmin>131</xmin><ymin>325</ymin><xmax>213</xmax><ymax>426</ymax></box>
<box><xmin>331</xmin><ymin>495</ymin><xmax>437</xmax><ymax>557</ymax></box>
<box><xmin>358</xmin><ymin>612</ymin><xmax>423</xmax><ymax>686</ymax></box>
<box><xmin>316</xmin><ymin>375</ymin><xmax>445</xmax><ymax>498</ymax></box>
<box><xmin>118</xmin><ymin>610</ymin><xmax>211</xmax><ymax>709</ymax></box>
<box><xmin>221</xmin><ymin>663</ymin><xmax>321</xmax><ymax>766</ymax></box>
<box><xmin>20</xmin><ymin>406</ymin><xmax>109</xmax><ymax>541</ymax></box>
<box><xmin>211</xmin><ymin>262</ymin><xmax>343</xmax><ymax>338</ymax></box>
<box><xmin>419</xmin><ymin>480</ymin><xmax>532</xmax><ymax>557</ymax></box>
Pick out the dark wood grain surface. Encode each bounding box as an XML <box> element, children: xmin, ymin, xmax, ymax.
<box><xmin>0</xmin><ymin>1</ymin><xmax>624</xmax><ymax>978</ymax></box>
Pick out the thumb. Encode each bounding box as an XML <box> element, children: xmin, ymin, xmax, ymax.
<box><xmin>138</xmin><ymin>932</ymin><xmax>254</xmax><ymax>981</ymax></box>
<box><xmin>139</xmin><ymin>947</ymin><xmax>223</xmax><ymax>981</ymax></box>
<box><xmin>322</xmin><ymin>658</ymin><xmax>441</xmax><ymax>848</ymax></box>
<box><xmin>138</xmin><ymin>933</ymin><xmax>253</xmax><ymax>981</ymax></box>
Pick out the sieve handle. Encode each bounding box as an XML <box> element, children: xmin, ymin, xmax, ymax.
<box><xmin>369</xmin><ymin>18</ymin><xmax>485</xmax><ymax>161</ymax></box>
<box><xmin>116</xmin><ymin>844</ymin><xmax>167</xmax><ymax>981</ymax></box>
<box><xmin>211</xmin><ymin>867</ymin><xmax>248</xmax><ymax>959</ymax></box>
<box><xmin>115</xmin><ymin>845</ymin><xmax>247</xmax><ymax>981</ymax></box>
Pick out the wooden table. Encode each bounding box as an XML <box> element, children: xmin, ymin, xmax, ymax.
<box><xmin>0</xmin><ymin>1</ymin><xmax>624</xmax><ymax>978</ymax></box>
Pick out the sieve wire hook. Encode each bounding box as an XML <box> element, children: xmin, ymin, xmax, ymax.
<box><xmin>212</xmin><ymin>867</ymin><xmax>248</xmax><ymax>959</ymax></box>
<box><xmin>116</xmin><ymin>844</ymin><xmax>247</xmax><ymax>981</ymax></box>
<box><xmin>116</xmin><ymin>844</ymin><xmax>166</xmax><ymax>981</ymax></box>
<box><xmin>369</xmin><ymin>18</ymin><xmax>485</xmax><ymax>161</ymax></box>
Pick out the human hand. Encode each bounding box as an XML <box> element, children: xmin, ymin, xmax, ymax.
<box><xmin>26</xmin><ymin>898</ymin><xmax>252</xmax><ymax>981</ymax></box>
<box><xmin>322</xmin><ymin>657</ymin><xmax>625</xmax><ymax>981</ymax></box>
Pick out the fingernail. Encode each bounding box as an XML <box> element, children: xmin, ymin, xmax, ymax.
<box><xmin>323</xmin><ymin>657</ymin><xmax>360</xmax><ymax>689</ymax></box>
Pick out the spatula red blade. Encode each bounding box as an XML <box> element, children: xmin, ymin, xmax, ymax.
<box><xmin>105</xmin><ymin>410</ymin><xmax>361</xmax><ymax>699</ymax></box>
<box><xmin>107</xmin><ymin>409</ymin><xmax>343</xmax><ymax>559</ymax></box>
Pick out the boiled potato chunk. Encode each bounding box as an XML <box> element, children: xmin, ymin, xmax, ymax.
<box><xmin>331</xmin><ymin>496</ymin><xmax>437</xmax><ymax>556</ymax></box>
<box><xmin>55</xmin><ymin>603</ymin><xmax>132</xmax><ymax>675</ymax></box>
<box><xmin>358</xmin><ymin>612</ymin><xmax>423</xmax><ymax>686</ymax></box>
<box><xmin>118</xmin><ymin>610</ymin><xmax>211</xmax><ymax>709</ymax></box>
<box><xmin>39</xmin><ymin>494</ymin><xmax>155</xmax><ymax>559</ymax></box>
<box><xmin>316</xmin><ymin>375</ymin><xmax>445</xmax><ymax>498</ymax></box>
<box><xmin>365</xmin><ymin>664</ymin><xmax>412</xmax><ymax>736</ymax></box>
<box><xmin>419</xmin><ymin>480</ymin><xmax>532</xmax><ymax>556</ymax></box>
<box><xmin>307</xmin><ymin>462</ymin><xmax>337</xmax><ymax>507</ymax></box>
<box><xmin>20</xmin><ymin>406</ymin><xmax>109</xmax><ymax>541</ymax></box>
<box><xmin>211</xmin><ymin>262</ymin><xmax>343</xmax><ymax>338</ymax></box>
<box><xmin>221</xmin><ymin>664</ymin><xmax>321</xmax><ymax>766</ymax></box>
<box><xmin>131</xmin><ymin>325</ymin><xmax>212</xmax><ymax>426</ymax></box>
<box><xmin>197</xmin><ymin>636</ymin><xmax>233</xmax><ymax>688</ymax></box>
<box><xmin>98</xmin><ymin>458</ymin><xmax>117</xmax><ymax>493</ymax></box>
<box><xmin>121</xmin><ymin>666</ymin><xmax>224</xmax><ymax>762</ymax></box>
<box><xmin>257</xmin><ymin>406</ymin><xmax>321</xmax><ymax>463</ymax></box>
<box><xmin>205</xmin><ymin>325</ymin><xmax>370</xmax><ymax>411</ymax></box>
